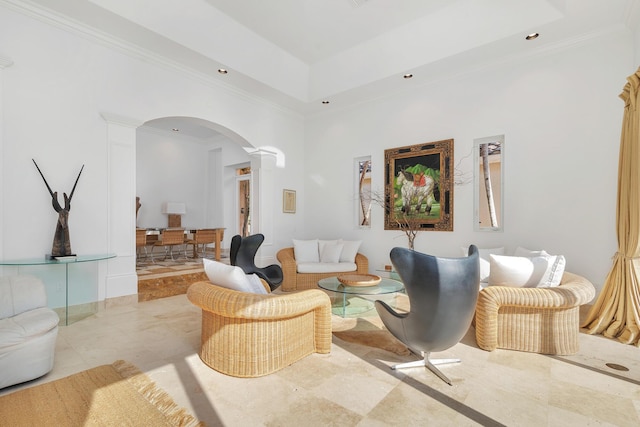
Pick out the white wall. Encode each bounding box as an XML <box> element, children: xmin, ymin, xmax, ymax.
<box><xmin>136</xmin><ymin>129</ymin><xmax>211</xmax><ymax>229</ymax></box>
<box><xmin>0</xmin><ymin>5</ymin><xmax>305</xmax><ymax>299</ymax></box>
<box><xmin>636</xmin><ymin>25</ymin><xmax>640</xmax><ymax>67</ymax></box>
<box><xmin>304</xmin><ymin>30</ymin><xmax>635</xmax><ymax>292</ymax></box>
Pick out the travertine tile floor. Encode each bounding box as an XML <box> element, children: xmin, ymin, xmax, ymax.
<box><xmin>2</xmin><ymin>294</ymin><xmax>639</xmax><ymax>426</ymax></box>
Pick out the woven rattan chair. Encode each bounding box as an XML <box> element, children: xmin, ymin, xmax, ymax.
<box><xmin>276</xmin><ymin>247</ymin><xmax>369</xmax><ymax>291</ymax></box>
<box><xmin>474</xmin><ymin>272</ymin><xmax>595</xmax><ymax>355</ymax></box>
<box><xmin>187</xmin><ymin>281</ymin><xmax>332</xmax><ymax>377</ymax></box>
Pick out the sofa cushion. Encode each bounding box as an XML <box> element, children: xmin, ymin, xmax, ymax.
<box><xmin>461</xmin><ymin>246</ymin><xmax>504</xmax><ymax>284</ymax></box>
<box><xmin>203</xmin><ymin>259</ymin><xmax>267</xmax><ymax>294</ymax></box>
<box><xmin>338</xmin><ymin>239</ymin><xmax>361</xmax><ymax>263</ymax></box>
<box><xmin>318</xmin><ymin>240</ymin><xmax>338</xmax><ymax>257</ymax></box>
<box><xmin>293</xmin><ymin>239</ymin><xmax>320</xmax><ymax>263</ymax></box>
<box><xmin>488</xmin><ymin>254</ymin><xmax>566</xmax><ymax>288</ymax></box>
<box><xmin>0</xmin><ymin>307</ymin><xmax>59</xmax><ymax>350</ymax></box>
<box><xmin>320</xmin><ymin>242</ymin><xmax>344</xmax><ymax>263</ymax></box>
<box><xmin>297</xmin><ymin>262</ymin><xmax>358</xmax><ymax>274</ymax></box>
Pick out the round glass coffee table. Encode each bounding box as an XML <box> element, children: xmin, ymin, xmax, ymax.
<box><xmin>318</xmin><ymin>276</ymin><xmax>404</xmax><ymax>317</ymax></box>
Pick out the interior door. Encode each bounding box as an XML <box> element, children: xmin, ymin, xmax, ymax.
<box><xmin>236</xmin><ymin>170</ymin><xmax>251</xmax><ymax>237</ymax></box>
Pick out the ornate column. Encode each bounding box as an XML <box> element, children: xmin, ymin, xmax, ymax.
<box><xmin>249</xmin><ymin>148</ymin><xmax>277</xmax><ymax>263</ymax></box>
<box><xmin>100</xmin><ymin>112</ymin><xmax>144</xmax><ymax>303</ymax></box>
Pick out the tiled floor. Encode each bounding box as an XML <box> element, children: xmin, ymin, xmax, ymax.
<box><xmin>2</xmin><ymin>292</ymin><xmax>639</xmax><ymax>426</ymax></box>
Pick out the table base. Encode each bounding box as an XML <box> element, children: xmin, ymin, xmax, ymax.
<box><xmin>329</xmin><ymin>293</ymin><xmax>401</xmax><ymax>318</ymax></box>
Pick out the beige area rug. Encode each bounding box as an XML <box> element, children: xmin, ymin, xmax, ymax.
<box><xmin>331</xmin><ymin>294</ymin><xmax>411</xmax><ymax>356</ymax></box>
<box><xmin>0</xmin><ymin>360</ymin><xmax>204</xmax><ymax>426</ymax></box>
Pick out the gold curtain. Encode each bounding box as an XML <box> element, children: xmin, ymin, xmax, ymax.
<box><xmin>582</xmin><ymin>67</ymin><xmax>640</xmax><ymax>346</ymax></box>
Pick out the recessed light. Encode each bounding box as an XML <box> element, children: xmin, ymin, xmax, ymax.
<box><xmin>526</xmin><ymin>33</ymin><xmax>539</xmax><ymax>40</ymax></box>
<box><xmin>322</xmin><ymin>100</ymin><xmax>330</xmax><ymax>104</ymax></box>
<box><xmin>218</xmin><ymin>68</ymin><xmax>228</xmax><ymax>74</ymax></box>
<box><xmin>403</xmin><ymin>73</ymin><xmax>413</xmax><ymax>79</ymax></box>
<box><xmin>171</xmin><ymin>128</ymin><xmax>179</xmax><ymax>132</ymax></box>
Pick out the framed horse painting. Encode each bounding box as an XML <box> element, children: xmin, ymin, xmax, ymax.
<box><xmin>384</xmin><ymin>139</ymin><xmax>454</xmax><ymax>231</ymax></box>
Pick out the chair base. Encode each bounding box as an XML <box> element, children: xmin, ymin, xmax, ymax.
<box><xmin>391</xmin><ymin>352</ymin><xmax>460</xmax><ymax>386</ymax></box>
<box><xmin>151</xmin><ymin>245</ymin><xmax>191</xmax><ymax>263</ymax></box>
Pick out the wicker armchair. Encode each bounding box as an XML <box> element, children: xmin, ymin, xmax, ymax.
<box><xmin>187</xmin><ymin>281</ymin><xmax>332</xmax><ymax>377</ymax></box>
<box><xmin>276</xmin><ymin>247</ymin><xmax>369</xmax><ymax>291</ymax></box>
<box><xmin>474</xmin><ymin>271</ymin><xmax>596</xmax><ymax>355</ymax></box>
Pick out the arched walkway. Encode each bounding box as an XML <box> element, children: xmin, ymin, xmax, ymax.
<box><xmin>100</xmin><ymin>113</ymin><xmax>278</xmax><ymax>302</ymax></box>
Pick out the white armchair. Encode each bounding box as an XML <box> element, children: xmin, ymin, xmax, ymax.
<box><xmin>0</xmin><ymin>275</ymin><xmax>59</xmax><ymax>389</ymax></box>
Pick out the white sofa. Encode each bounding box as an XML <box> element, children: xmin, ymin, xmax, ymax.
<box><xmin>277</xmin><ymin>239</ymin><xmax>368</xmax><ymax>291</ymax></box>
<box><xmin>0</xmin><ymin>275</ymin><xmax>59</xmax><ymax>389</ymax></box>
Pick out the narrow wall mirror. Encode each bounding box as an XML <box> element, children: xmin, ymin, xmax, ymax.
<box><xmin>355</xmin><ymin>156</ymin><xmax>372</xmax><ymax>228</ymax></box>
<box><xmin>474</xmin><ymin>135</ymin><xmax>504</xmax><ymax>231</ymax></box>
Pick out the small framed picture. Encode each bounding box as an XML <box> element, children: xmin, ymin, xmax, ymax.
<box><xmin>283</xmin><ymin>189</ymin><xmax>296</xmax><ymax>213</ymax></box>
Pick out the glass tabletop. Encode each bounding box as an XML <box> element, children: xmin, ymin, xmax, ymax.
<box><xmin>0</xmin><ymin>253</ymin><xmax>116</xmax><ymax>265</ymax></box>
<box><xmin>318</xmin><ymin>276</ymin><xmax>404</xmax><ymax>295</ymax></box>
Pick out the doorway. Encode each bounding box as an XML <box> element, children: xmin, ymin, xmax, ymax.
<box><xmin>237</xmin><ymin>167</ymin><xmax>251</xmax><ymax>237</ymax></box>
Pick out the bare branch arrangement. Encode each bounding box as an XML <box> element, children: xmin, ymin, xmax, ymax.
<box><xmin>370</xmin><ymin>190</ymin><xmax>423</xmax><ymax>250</ymax></box>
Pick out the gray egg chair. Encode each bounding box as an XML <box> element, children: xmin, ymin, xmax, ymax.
<box><xmin>375</xmin><ymin>245</ymin><xmax>480</xmax><ymax>385</ymax></box>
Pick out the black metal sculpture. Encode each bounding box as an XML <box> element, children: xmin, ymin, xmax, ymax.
<box><xmin>32</xmin><ymin>159</ymin><xmax>84</xmax><ymax>257</ymax></box>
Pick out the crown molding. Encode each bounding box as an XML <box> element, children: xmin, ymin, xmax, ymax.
<box><xmin>100</xmin><ymin>112</ymin><xmax>144</xmax><ymax>128</ymax></box>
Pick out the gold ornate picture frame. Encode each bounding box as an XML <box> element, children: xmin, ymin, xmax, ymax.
<box><xmin>283</xmin><ymin>189</ymin><xmax>296</xmax><ymax>213</ymax></box>
<box><xmin>384</xmin><ymin>139</ymin><xmax>454</xmax><ymax>231</ymax></box>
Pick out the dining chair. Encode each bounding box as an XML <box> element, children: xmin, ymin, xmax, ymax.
<box><xmin>151</xmin><ymin>228</ymin><xmax>188</xmax><ymax>262</ymax></box>
<box><xmin>135</xmin><ymin>229</ymin><xmax>148</xmax><ymax>264</ymax></box>
<box><xmin>188</xmin><ymin>229</ymin><xmax>222</xmax><ymax>259</ymax></box>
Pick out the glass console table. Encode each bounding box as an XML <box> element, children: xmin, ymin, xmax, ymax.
<box><xmin>0</xmin><ymin>254</ymin><xmax>116</xmax><ymax>325</ymax></box>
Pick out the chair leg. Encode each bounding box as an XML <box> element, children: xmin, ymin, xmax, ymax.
<box><xmin>391</xmin><ymin>352</ymin><xmax>460</xmax><ymax>386</ymax></box>
<box><xmin>151</xmin><ymin>246</ymin><xmax>162</xmax><ymax>263</ymax></box>
<box><xmin>200</xmin><ymin>244</ymin><xmax>212</xmax><ymax>259</ymax></box>
<box><xmin>136</xmin><ymin>246</ymin><xmax>148</xmax><ymax>265</ymax></box>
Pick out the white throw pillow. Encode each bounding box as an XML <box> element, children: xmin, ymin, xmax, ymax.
<box><xmin>338</xmin><ymin>239</ymin><xmax>361</xmax><ymax>263</ymax></box>
<box><xmin>293</xmin><ymin>239</ymin><xmax>319</xmax><ymax>263</ymax></box>
<box><xmin>461</xmin><ymin>246</ymin><xmax>504</xmax><ymax>283</ymax></box>
<box><xmin>514</xmin><ymin>246</ymin><xmax>549</xmax><ymax>257</ymax></box>
<box><xmin>246</xmin><ymin>273</ymin><xmax>269</xmax><ymax>294</ymax></box>
<box><xmin>203</xmin><ymin>259</ymin><xmax>267</xmax><ymax>294</ymax></box>
<box><xmin>488</xmin><ymin>254</ymin><xmax>566</xmax><ymax>288</ymax></box>
<box><xmin>320</xmin><ymin>242</ymin><xmax>344</xmax><ymax>263</ymax></box>
<box><xmin>318</xmin><ymin>240</ymin><xmax>338</xmax><ymax>257</ymax></box>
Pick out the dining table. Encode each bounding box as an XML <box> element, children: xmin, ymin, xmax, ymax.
<box><xmin>143</xmin><ymin>227</ymin><xmax>225</xmax><ymax>261</ymax></box>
